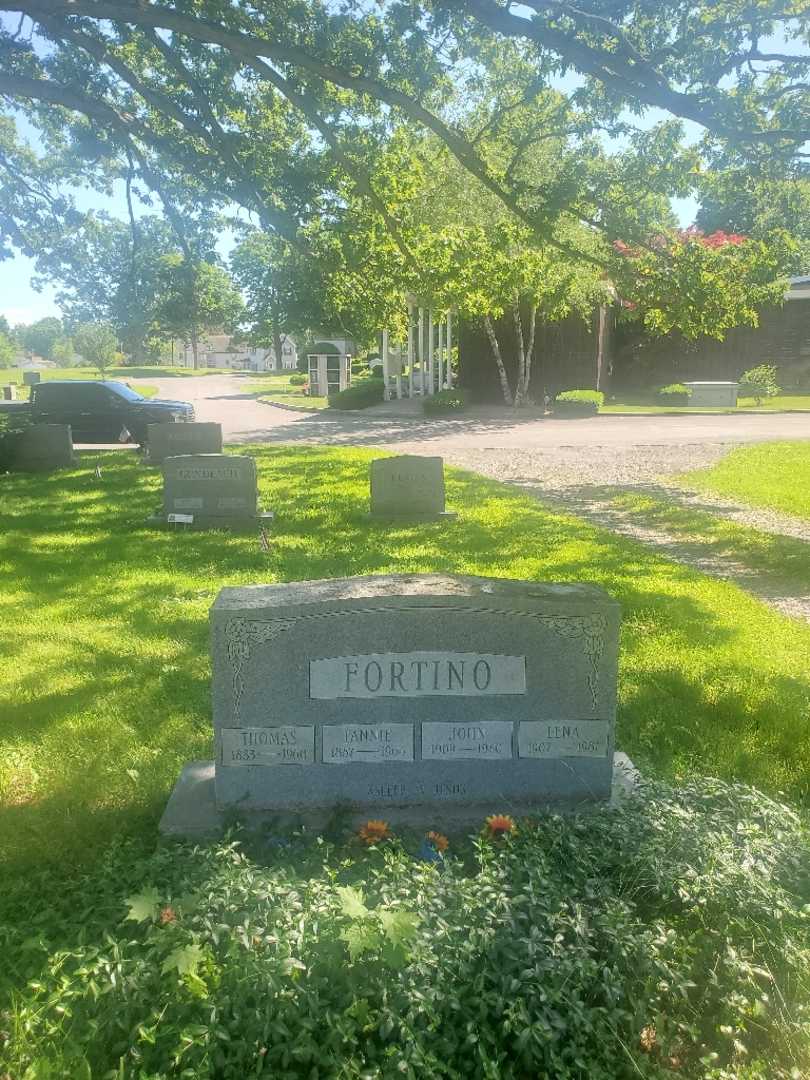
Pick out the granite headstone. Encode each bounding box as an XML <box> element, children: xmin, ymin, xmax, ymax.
<box><xmin>370</xmin><ymin>455</ymin><xmax>453</xmax><ymax>519</ymax></box>
<box><xmin>150</xmin><ymin>453</ymin><xmax>272</xmax><ymax>530</ymax></box>
<box><xmin>146</xmin><ymin>422</ymin><xmax>223</xmax><ymax>465</ymax></box>
<box><xmin>161</xmin><ymin>573</ymin><xmax>625</xmax><ymax>833</ymax></box>
<box><xmin>12</xmin><ymin>424</ymin><xmax>74</xmax><ymax>472</ymax></box>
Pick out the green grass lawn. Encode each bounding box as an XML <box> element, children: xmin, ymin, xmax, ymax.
<box><xmin>602</xmin><ymin>393</ymin><xmax>810</xmax><ymax>414</ymax></box>
<box><xmin>2</xmin><ymin>365</ymin><xmax>230</xmax><ymax>386</ymax></box>
<box><xmin>678</xmin><ymin>441</ymin><xmax>810</xmax><ymax>520</ymax></box>
<box><xmin>608</xmin><ymin>491</ymin><xmax>810</xmax><ymax>588</ymax></box>
<box><xmin>2</xmin><ymin>447</ymin><xmax>810</xmax><ymax>881</ymax></box>
<box><xmin>244</xmin><ymin>371</ymin><xmax>329</xmax><ymax>409</ymax></box>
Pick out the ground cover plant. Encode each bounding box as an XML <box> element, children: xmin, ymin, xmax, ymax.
<box><xmin>678</xmin><ymin>441</ymin><xmax>810</xmax><ymax>520</ymax></box>
<box><xmin>244</xmin><ymin>371</ymin><xmax>328</xmax><ymax>409</ymax></box>
<box><xmin>1</xmin><ymin>779</ymin><xmax>808</xmax><ymax>1079</ymax></box>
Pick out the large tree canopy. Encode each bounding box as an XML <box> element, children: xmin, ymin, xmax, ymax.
<box><xmin>0</xmin><ymin>0</ymin><xmax>807</xmax><ymax>264</ymax></box>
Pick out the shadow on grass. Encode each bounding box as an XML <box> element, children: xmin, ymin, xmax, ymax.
<box><xmin>2</xmin><ymin>446</ymin><xmax>810</xmax><ymax>881</ymax></box>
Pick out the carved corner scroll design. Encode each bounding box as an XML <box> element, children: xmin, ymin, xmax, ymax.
<box><xmin>225</xmin><ymin>618</ymin><xmax>296</xmax><ymax>721</ymax></box>
<box><xmin>533</xmin><ymin>613</ymin><xmax>607</xmax><ymax>711</ymax></box>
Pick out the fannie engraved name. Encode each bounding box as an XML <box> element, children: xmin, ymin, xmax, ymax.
<box><xmin>310</xmin><ymin>651</ymin><xmax>526</xmax><ymax>699</ymax></box>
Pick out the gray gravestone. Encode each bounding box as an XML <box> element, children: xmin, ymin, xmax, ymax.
<box><xmin>146</xmin><ymin>422</ymin><xmax>223</xmax><ymax>465</ymax></box>
<box><xmin>161</xmin><ymin>574</ymin><xmax>625</xmax><ymax>834</ymax></box>
<box><xmin>2</xmin><ymin>385</ymin><xmax>15</xmax><ymax>401</ymax></box>
<box><xmin>370</xmin><ymin>455</ymin><xmax>454</xmax><ymax>520</ymax></box>
<box><xmin>22</xmin><ymin>371</ymin><xmax>41</xmax><ymax>386</ymax></box>
<box><xmin>12</xmin><ymin>424</ymin><xmax>74</xmax><ymax>472</ymax></box>
<box><xmin>150</xmin><ymin>453</ymin><xmax>272</xmax><ymax>530</ymax></box>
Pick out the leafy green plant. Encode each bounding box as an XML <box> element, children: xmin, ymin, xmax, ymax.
<box><xmin>657</xmin><ymin>382</ymin><xmax>691</xmax><ymax>405</ymax></box>
<box><xmin>328</xmin><ymin>376</ymin><xmax>384</xmax><ymax>410</ymax></box>
<box><xmin>2</xmin><ymin>778</ymin><xmax>809</xmax><ymax>1079</ymax></box>
<box><xmin>553</xmin><ymin>389</ymin><xmax>603</xmax><ymax>416</ymax></box>
<box><xmin>739</xmin><ymin>364</ymin><xmax>781</xmax><ymax>405</ymax></box>
<box><xmin>422</xmin><ymin>388</ymin><xmax>468</xmax><ymax>415</ymax></box>
<box><xmin>288</xmin><ymin>373</ymin><xmax>307</xmax><ymax>386</ymax></box>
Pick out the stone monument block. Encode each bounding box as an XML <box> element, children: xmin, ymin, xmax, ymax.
<box><xmin>370</xmin><ymin>455</ymin><xmax>453</xmax><ymax>519</ymax></box>
<box><xmin>159</xmin><ymin>574</ymin><xmax>623</xmax><ymax>832</ymax></box>
<box><xmin>150</xmin><ymin>453</ymin><xmax>272</xmax><ymax>530</ymax></box>
<box><xmin>22</xmin><ymin>371</ymin><xmax>41</xmax><ymax>386</ymax></box>
<box><xmin>12</xmin><ymin>424</ymin><xmax>74</xmax><ymax>472</ymax></box>
<box><xmin>146</xmin><ymin>422</ymin><xmax>223</xmax><ymax>465</ymax></box>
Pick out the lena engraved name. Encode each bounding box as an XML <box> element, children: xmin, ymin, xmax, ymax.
<box><xmin>309</xmin><ymin>651</ymin><xmax>526</xmax><ymax>699</ymax></box>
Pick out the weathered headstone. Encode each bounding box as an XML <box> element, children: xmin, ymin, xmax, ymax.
<box><xmin>148</xmin><ymin>453</ymin><xmax>273</xmax><ymax>530</ymax></box>
<box><xmin>12</xmin><ymin>424</ymin><xmax>74</xmax><ymax>472</ymax></box>
<box><xmin>2</xmin><ymin>385</ymin><xmax>16</xmax><ymax>401</ymax></box>
<box><xmin>161</xmin><ymin>574</ymin><xmax>627</xmax><ymax>834</ymax></box>
<box><xmin>22</xmin><ymin>371</ymin><xmax>41</xmax><ymax>386</ymax></box>
<box><xmin>369</xmin><ymin>455</ymin><xmax>454</xmax><ymax>520</ymax></box>
<box><xmin>146</xmin><ymin>422</ymin><xmax>223</xmax><ymax>465</ymax></box>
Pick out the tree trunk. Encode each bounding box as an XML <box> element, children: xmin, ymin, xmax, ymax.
<box><xmin>483</xmin><ymin>314</ymin><xmax>513</xmax><ymax>405</ymax></box>
<box><xmin>523</xmin><ymin>303</ymin><xmax>538</xmax><ymax>403</ymax></box>
<box><xmin>190</xmin><ymin>325</ymin><xmax>199</xmax><ymax>370</ymax></box>
<box><xmin>512</xmin><ymin>299</ymin><xmax>527</xmax><ymax>406</ymax></box>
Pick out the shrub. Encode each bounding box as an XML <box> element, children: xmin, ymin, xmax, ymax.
<box><xmin>740</xmin><ymin>364</ymin><xmax>781</xmax><ymax>405</ymax></box>
<box><xmin>288</xmin><ymin>373</ymin><xmax>307</xmax><ymax>386</ymax></box>
<box><xmin>328</xmin><ymin>376</ymin><xmax>384</xmax><ymax>411</ymax></box>
<box><xmin>657</xmin><ymin>383</ymin><xmax>691</xmax><ymax>406</ymax></box>
<box><xmin>423</xmin><ymin>388</ymin><xmax>468</xmax><ymax>416</ymax></box>
<box><xmin>370</xmin><ymin>363</ymin><xmax>383</xmax><ymax>378</ymax></box>
<box><xmin>2</xmin><ymin>778</ymin><xmax>809</xmax><ymax>1079</ymax></box>
<box><xmin>553</xmin><ymin>390</ymin><xmax>603</xmax><ymax>417</ymax></box>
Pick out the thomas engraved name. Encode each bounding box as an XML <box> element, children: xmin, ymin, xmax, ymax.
<box><xmin>220</xmin><ymin>725</ymin><xmax>314</xmax><ymax>766</ymax></box>
<box><xmin>310</xmin><ymin>652</ymin><xmax>526</xmax><ymax>699</ymax></box>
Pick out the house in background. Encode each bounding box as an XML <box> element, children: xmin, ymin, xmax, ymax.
<box><xmin>175</xmin><ymin>333</ymin><xmax>298</xmax><ymax>370</ymax></box>
<box><xmin>175</xmin><ymin>333</ymin><xmax>355</xmax><ymax>371</ymax></box>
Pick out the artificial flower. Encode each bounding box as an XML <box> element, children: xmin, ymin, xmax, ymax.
<box><xmin>358</xmin><ymin>819</ymin><xmax>391</xmax><ymax>845</ymax></box>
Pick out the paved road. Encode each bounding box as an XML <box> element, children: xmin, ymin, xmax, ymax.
<box><xmin>154</xmin><ymin>374</ymin><xmax>810</xmax><ymax>458</ymax></box>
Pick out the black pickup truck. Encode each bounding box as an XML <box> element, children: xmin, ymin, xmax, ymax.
<box><xmin>0</xmin><ymin>380</ymin><xmax>195</xmax><ymax>444</ymax></box>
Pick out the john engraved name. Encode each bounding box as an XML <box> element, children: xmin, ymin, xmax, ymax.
<box><xmin>309</xmin><ymin>651</ymin><xmax>526</xmax><ymax>699</ymax></box>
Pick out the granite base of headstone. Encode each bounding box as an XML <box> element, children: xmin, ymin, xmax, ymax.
<box><xmin>369</xmin><ymin>455</ymin><xmax>456</xmax><ymax>521</ymax></box>
<box><xmin>161</xmin><ymin>573</ymin><xmax>634</xmax><ymax>836</ymax></box>
<box><xmin>11</xmin><ymin>424</ymin><xmax>74</xmax><ymax>472</ymax></box>
<box><xmin>2</xmin><ymin>385</ymin><xmax>16</xmax><ymax>401</ymax></box>
<box><xmin>147</xmin><ymin>453</ymin><xmax>273</xmax><ymax>532</ymax></box>
<box><xmin>146</xmin><ymin>422</ymin><xmax>223</xmax><ymax>465</ymax></box>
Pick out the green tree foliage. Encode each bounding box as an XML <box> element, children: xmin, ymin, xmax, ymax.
<box><xmin>19</xmin><ymin>317</ymin><xmax>63</xmax><ymax>360</ymax></box>
<box><xmin>0</xmin><ymin>330</ymin><xmax>15</xmax><ymax>368</ymax></box>
<box><xmin>154</xmin><ymin>256</ymin><xmax>243</xmax><ymax>368</ymax></box>
<box><xmin>73</xmin><ymin>322</ymin><xmax>118</xmax><ymax>376</ymax></box>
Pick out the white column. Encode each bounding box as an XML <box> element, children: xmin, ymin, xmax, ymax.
<box><xmin>437</xmin><ymin>318</ymin><xmax>444</xmax><ymax>391</ymax></box>
<box><xmin>382</xmin><ymin>329</ymin><xmax>390</xmax><ymax>401</ymax></box>
<box><xmin>407</xmin><ymin>302</ymin><xmax>415</xmax><ymax>399</ymax></box>
<box><xmin>427</xmin><ymin>308</ymin><xmax>435</xmax><ymax>395</ymax></box>
<box><xmin>446</xmin><ymin>310</ymin><xmax>454</xmax><ymax>389</ymax></box>
<box><xmin>417</xmin><ymin>307</ymin><xmax>425</xmax><ymax>396</ymax></box>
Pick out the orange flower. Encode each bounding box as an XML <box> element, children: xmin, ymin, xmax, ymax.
<box><xmin>485</xmin><ymin>814</ymin><xmax>516</xmax><ymax>839</ymax></box>
<box><xmin>426</xmin><ymin>831</ymin><xmax>449</xmax><ymax>852</ymax></box>
<box><xmin>159</xmin><ymin>905</ymin><xmax>177</xmax><ymax>926</ymax></box>
<box><xmin>358</xmin><ymin>819</ymin><xmax>391</xmax><ymax>845</ymax></box>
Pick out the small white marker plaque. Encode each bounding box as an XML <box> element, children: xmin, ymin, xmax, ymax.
<box><xmin>323</xmin><ymin>723</ymin><xmax>414</xmax><ymax>764</ymax></box>
<box><xmin>518</xmin><ymin>720</ymin><xmax>609</xmax><ymax>759</ymax></box>
<box><xmin>421</xmin><ymin>720</ymin><xmax>513</xmax><ymax>760</ymax></box>
<box><xmin>221</xmin><ymin>726</ymin><xmax>315</xmax><ymax>766</ymax></box>
<box><xmin>167</xmin><ymin>513</ymin><xmax>194</xmax><ymax>524</ymax></box>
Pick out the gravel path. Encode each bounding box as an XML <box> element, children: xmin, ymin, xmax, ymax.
<box><xmin>441</xmin><ymin>445</ymin><xmax>810</xmax><ymax>623</ymax></box>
